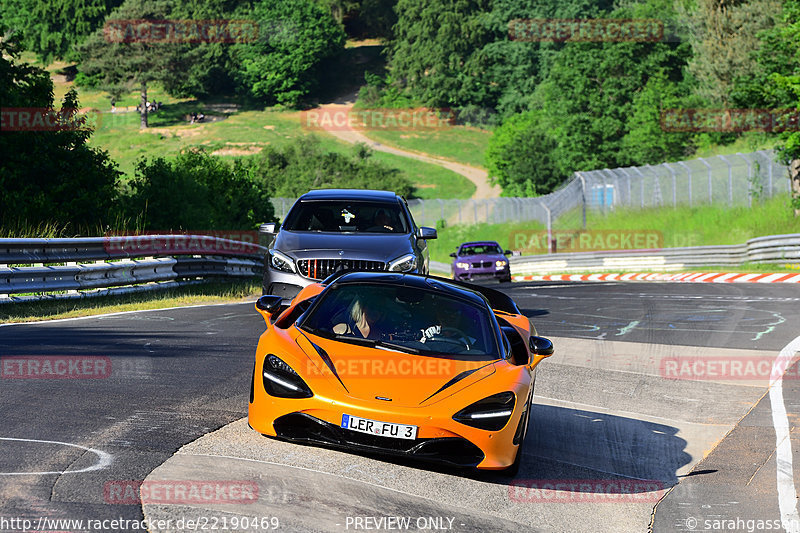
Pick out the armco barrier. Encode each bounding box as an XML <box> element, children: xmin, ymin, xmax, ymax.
<box><xmin>0</xmin><ymin>235</ymin><xmax>267</xmax><ymax>303</ymax></box>
<box><xmin>509</xmin><ymin>233</ymin><xmax>800</xmax><ymax>275</ymax></box>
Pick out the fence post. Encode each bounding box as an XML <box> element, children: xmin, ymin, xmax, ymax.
<box><xmin>618</xmin><ymin>168</ymin><xmax>633</xmax><ymax>207</ymax></box>
<box><xmin>663</xmin><ymin>162</ymin><xmax>677</xmax><ymax>207</ymax></box>
<box><xmin>757</xmin><ymin>150</ymin><xmax>774</xmax><ymax>197</ymax></box>
<box><xmin>542</xmin><ymin>202</ymin><xmax>552</xmax><ymax>254</ymax></box>
<box><xmin>718</xmin><ymin>155</ymin><xmax>733</xmax><ymax>206</ymax></box>
<box><xmin>632</xmin><ymin>167</ymin><xmax>646</xmax><ymax>208</ymax></box>
<box><xmin>577</xmin><ymin>172</ymin><xmax>587</xmax><ymax>229</ymax></box>
<box><xmin>736</xmin><ymin>152</ymin><xmax>754</xmax><ymax>207</ymax></box>
<box><xmin>698</xmin><ymin>157</ymin><xmax>713</xmax><ymax>204</ymax></box>
<box><xmin>677</xmin><ymin>161</ymin><xmax>692</xmax><ymax>207</ymax></box>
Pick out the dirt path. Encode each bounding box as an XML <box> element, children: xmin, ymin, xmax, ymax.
<box><xmin>314</xmin><ymin>93</ymin><xmax>500</xmax><ymax>200</ymax></box>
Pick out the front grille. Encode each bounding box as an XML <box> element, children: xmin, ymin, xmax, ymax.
<box><xmin>471</xmin><ymin>261</ymin><xmax>492</xmax><ymax>268</ymax></box>
<box><xmin>297</xmin><ymin>259</ymin><xmax>386</xmax><ymax>281</ymax></box>
<box><xmin>273</xmin><ymin>413</ymin><xmax>484</xmax><ymax>466</ymax></box>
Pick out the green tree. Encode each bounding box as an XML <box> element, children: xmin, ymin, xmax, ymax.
<box><xmin>620</xmin><ymin>73</ymin><xmax>697</xmax><ymax>165</ymax></box>
<box><xmin>77</xmin><ymin>0</ymin><xmax>186</xmax><ymax>128</ymax></box>
<box><xmin>231</xmin><ymin>0</ymin><xmax>346</xmax><ymax>106</ymax></box>
<box><xmin>683</xmin><ymin>0</ymin><xmax>782</xmax><ymax>106</ymax></box>
<box><xmin>126</xmin><ymin>149</ymin><xmax>273</xmax><ymax>230</ymax></box>
<box><xmin>485</xmin><ymin>111</ymin><xmax>563</xmax><ymax>196</ymax></box>
<box><xmin>388</xmin><ymin>0</ymin><xmax>495</xmax><ymax>109</ymax></box>
<box><xmin>0</xmin><ymin>38</ymin><xmax>121</xmax><ymax>231</ymax></box>
<box><xmin>0</xmin><ymin>0</ymin><xmax>122</xmax><ymax>63</ymax></box>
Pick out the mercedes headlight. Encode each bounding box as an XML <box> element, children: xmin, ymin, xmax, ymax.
<box><xmin>269</xmin><ymin>250</ymin><xmax>296</xmax><ymax>273</ymax></box>
<box><xmin>389</xmin><ymin>253</ymin><xmax>417</xmax><ymax>272</ymax></box>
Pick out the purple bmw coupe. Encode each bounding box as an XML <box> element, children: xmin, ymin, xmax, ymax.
<box><xmin>450</xmin><ymin>241</ymin><xmax>512</xmax><ymax>282</ymax></box>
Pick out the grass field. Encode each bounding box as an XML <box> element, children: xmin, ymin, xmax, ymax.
<box><xmin>47</xmin><ymin>72</ymin><xmax>478</xmax><ymax>199</ymax></box>
<box><xmin>428</xmin><ymin>195</ymin><xmax>800</xmax><ymax>263</ymax></box>
<box><xmin>0</xmin><ymin>281</ymin><xmax>260</xmax><ymax>323</ymax></box>
<box><xmin>360</xmin><ymin>126</ymin><xmax>492</xmax><ymax>169</ymax></box>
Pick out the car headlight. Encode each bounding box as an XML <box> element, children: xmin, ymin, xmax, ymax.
<box><xmin>269</xmin><ymin>250</ymin><xmax>296</xmax><ymax>273</ymax></box>
<box><xmin>453</xmin><ymin>392</ymin><xmax>516</xmax><ymax>431</ymax></box>
<box><xmin>389</xmin><ymin>253</ymin><xmax>417</xmax><ymax>272</ymax></box>
<box><xmin>262</xmin><ymin>354</ymin><xmax>312</xmax><ymax>398</ymax></box>
<box><xmin>495</xmin><ymin>260</ymin><xmax>507</xmax><ymax>267</ymax></box>
<box><xmin>456</xmin><ymin>262</ymin><xmax>470</xmax><ymax>269</ymax></box>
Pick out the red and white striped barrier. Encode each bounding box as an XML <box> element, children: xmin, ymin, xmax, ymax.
<box><xmin>513</xmin><ymin>272</ymin><xmax>800</xmax><ymax>283</ymax></box>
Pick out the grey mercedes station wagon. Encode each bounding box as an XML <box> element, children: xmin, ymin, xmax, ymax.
<box><xmin>260</xmin><ymin>189</ymin><xmax>437</xmax><ymax>300</ymax></box>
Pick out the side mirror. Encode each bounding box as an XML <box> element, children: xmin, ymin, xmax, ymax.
<box><xmin>529</xmin><ymin>336</ymin><xmax>554</xmax><ymax>357</ymax></box>
<box><xmin>417</xmin><ymin>227</ymin><xmax>437</xmax><ymax>239</ymax></box>
<box><xmin>256</xmin><ymin>294</ymin><xmax>283</xmax><ymax>315</ymax></box>
<box><xmin>259</xmin><ymin>222</ymin><xmax>279</xmax><ymax>234</ymax></box>
<box><xmin>449</xmin><ymin>252</ymin><xmax>457</xmax><ymax>258</ymax></box>
<box><xmin>504</xmin><ymin>250</ymin><xmax>512</xmax><ymax>256</ymax></box>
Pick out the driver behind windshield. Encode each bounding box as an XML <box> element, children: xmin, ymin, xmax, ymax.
<box><xmin>333</xmin><ymin>293</ymin><xmax>390</xmax><ymax>340</ymax></box>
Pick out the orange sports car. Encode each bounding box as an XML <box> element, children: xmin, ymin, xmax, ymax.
<box><xmin>248</xmin><ymin>271</ymin><xmax>553</xmax><ymax>474</ymax></box>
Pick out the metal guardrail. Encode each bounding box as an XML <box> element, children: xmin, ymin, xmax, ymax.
<box><xmin>509</xmin><ymin>233</ymin><xmax>800</xmax><ymax>275</ymax></box>
<box><xmin>0</xmin><ymin>235</ymin><xmax>267</xmax><ymax>303</ymax></box>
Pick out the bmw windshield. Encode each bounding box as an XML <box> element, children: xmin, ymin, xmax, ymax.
<box><xmin>300</xmin><ymin>283</ymin><xmax>501</xmax><ymax>359</ymax></box>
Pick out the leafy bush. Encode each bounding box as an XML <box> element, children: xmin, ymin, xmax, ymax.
<box><xmin>485</xmin><ymin>111</ymin><xmax>564</xmax><ymax>196</ymax></box>
<box><xmin>125</xmin><ymin>149</ymin><xmax>273</xmax><ymax>230</ymax></box>
<box><xmin>247</xmin><ymin>136</ymin><xmax>414</xmax><ymax>198</ymax></box>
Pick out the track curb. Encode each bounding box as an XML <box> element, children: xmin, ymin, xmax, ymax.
<box><xmin>512</xmin><ymin>272</ymin><xmax>800</xmax><ymax>283</ymax></box>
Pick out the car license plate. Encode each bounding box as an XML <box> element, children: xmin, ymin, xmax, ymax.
<box><xmin>341</xmin><ymin>414</ymin><xmax>417</xmax><ymax>440</ymax></box>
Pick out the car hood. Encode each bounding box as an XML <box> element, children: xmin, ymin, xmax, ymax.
<box><xmin>296</xmin><ymin>332</ymin><xmax>496</xmax><ymax>408</ymax></box>
<box><xmin>455</xmin><ymin>253</ymin><xmax>507</xmax><ymax>263</ymax></box>
<box><xmin>276</xmin><ymin>231</ymin><xmax>415</xmax><ymax>262</ymax></box>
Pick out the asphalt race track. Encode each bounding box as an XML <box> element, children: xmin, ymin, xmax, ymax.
<box><xmin>1</xmin><ymin>281</ymin><xmax>799</xmax><ymax>532</ymax></box>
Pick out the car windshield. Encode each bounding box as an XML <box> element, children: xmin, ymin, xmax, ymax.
<box><xmin>300</xmin><ymin>283</ymin><xmax>500</xmax><ymax>359</ymax></box>
<box><xmin>282</xmin><ymin>200</ymin><xmax>410</xmax><ymax>233</ymax></box>
<box><xmin>459</xmin><ymin>244</ymin><xmax>503</xmax><ymax>256</ymax></box>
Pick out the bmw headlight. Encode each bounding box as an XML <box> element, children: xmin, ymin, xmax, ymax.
<box><xmin>269</xmin><ymin>250</ymin><xmax>296</xmax><ymax>273</ymax></box>
<box><xmin>496</xmin><ymin>260</ymin><xmax>507</xmax><ymax>267</ymax></box>
<box><xmin>453</xmin><ymin>392</ymin><xmax>516</xmax><ymax>431</ymax></box>
<box><xmin>456</xmin><ymin>262</ymin><xmax>470</xmax><ymax>269</ymax></box>
<box><xmin>262</xmin><ymin>354</ymin><xmax>312</xmax><ymax>398</ymax></box>
<box><xmin>389</xmin><ymin>253</ymin><xmax>417</xmax><ymax>272</ymax></box>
